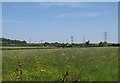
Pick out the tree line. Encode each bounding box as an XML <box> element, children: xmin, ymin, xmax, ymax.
<box><xmin>0</xmin><ymin>37</ymin><xmax>119</xmax><ymax>47</ymax></box>
<box><xmin>0</xmin><ymin>38</ymin><xmax>27</xmax><ymax>46</ymax></box>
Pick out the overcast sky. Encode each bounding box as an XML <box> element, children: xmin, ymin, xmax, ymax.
<box><xmin>2</xmin><ymin>2</ymin><xmax>118</xmax><ymax>43</ymax></box>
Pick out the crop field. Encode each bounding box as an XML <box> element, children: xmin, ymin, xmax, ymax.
<box><xmin>2</xmin><ymin>47</ymin><xmax>118</xmax><ymax>81</ymax></box>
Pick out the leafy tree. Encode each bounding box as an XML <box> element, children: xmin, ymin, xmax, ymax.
<box><xmin>85</xmin><ymin>40</ymin><xmax>90</xmax><ymax>46</ymax></box>
<box><xmin>99</xmin><ymin>42</ymin><xmax>104</xmax><ymax>47</ymax></box>
<box><xmin>1</xmin><ymin>37</ymin><xmax>27</xmax><ymax>46</ymax></box>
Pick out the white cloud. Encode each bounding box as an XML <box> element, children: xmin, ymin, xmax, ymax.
<box><xmin>36</xmin><ymin>2</ymin><xmax>116</xmax><ymax>9</ymax></box>
<box><xmin>37</xmin><ymin>2</ymin><xmax>92</xmax><ymax>8</ymax></box>
<box><xmin>1</xmin><ymin>20</ymin><xmax>26</xmax><ymax>24</ymax></box>
<box><xmin>56</xmin><ymin>10</ymin><xmax>108</xmax><ymax>18</ymax></box>
<box><xmin>35</xmin><ymin>2</ymin><xmax>115</xmax><ymax>18</ymax></box>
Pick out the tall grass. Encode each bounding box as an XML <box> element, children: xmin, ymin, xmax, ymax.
<box><xmin>2</xmin><ymin>47</ymin><xmax>118</xmax><ymax>81</ymax></box>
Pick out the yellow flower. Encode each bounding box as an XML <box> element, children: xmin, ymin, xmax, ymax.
<box><xmin>40</xmin><ymin>69</ymin><xmax>46</xmax><ymax>72</ymax></box>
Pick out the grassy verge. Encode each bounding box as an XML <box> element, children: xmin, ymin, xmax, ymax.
<box><xmin>2</xmin><ymin>47</ymin><xmax>118</xmax><ymax>81</ymax></box>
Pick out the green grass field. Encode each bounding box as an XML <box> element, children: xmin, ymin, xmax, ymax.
<box><xmin>2</xmin><ymin>47</ymin><xmax>118</xmax><ymax>81</ymax></box>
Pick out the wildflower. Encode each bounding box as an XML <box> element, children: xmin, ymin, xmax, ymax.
<box><xmin>40</xmin><ymin>69</ymin><xmax>46</xmax><ymax>72</ymax></box>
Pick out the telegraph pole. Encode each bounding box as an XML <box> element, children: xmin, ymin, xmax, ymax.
<box><xmin>41</xmin><ymin>40</ymin><xmax>43</xmax><ymax>47</ymax></box>
<box><xmin>83</xmin><ymin>36</ymin><xmax>85</xmax><ymax>44</ymax></box>
<box><xmin>29</xmin><ymin>38</ymin><xmax>31</xmax><ymax>44</ymax></box>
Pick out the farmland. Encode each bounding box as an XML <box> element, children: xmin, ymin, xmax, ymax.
<box><xmin>2</xmin><ymin>47</ymin><xmax>118</xmax><ymax>81</ymax></box>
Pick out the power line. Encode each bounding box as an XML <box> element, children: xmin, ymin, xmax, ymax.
<box><xmin>71</xmin><ymin>36</ymin><xmax>73</xmax><ymax>44</ymax></box>
<box><xmin>104</xmin><ymin>32</ymin><xmax>107</xmax><ymax>43</ymax></box>
<box><xmin>41</xmin><ymin>40</ymin><xmax>43</xmax><ymax>47</ymax></box>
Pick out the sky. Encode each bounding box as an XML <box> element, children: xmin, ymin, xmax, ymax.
<box><xmin>2</xmin><ymin>0</ymin><xmax>120</xmax><ymax>2</ymax></box>
<box><xmin>2</xmin><ymin>2</ymin><xmax>118</xmax><ymax>43</ymax></box>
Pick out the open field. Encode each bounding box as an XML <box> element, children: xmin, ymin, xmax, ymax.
<box><xmin>2</xmin><ymin>46</ymin><xmax>55</xmax><ymax>50</ymax></box>
<box><xmin>2</xmin><ymin>47</ymin><xmax>118</xmax><ymax>81</ymax></box>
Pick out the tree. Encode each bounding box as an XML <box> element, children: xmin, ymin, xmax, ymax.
<box><xmin>99</xmin><ymin>41</ymin><xmax>107</xmax><ymax>47</ymax></box>
<box><xmin>1</xmin><ymin>37</ymin><xmax>27</xmax><ymax>46</ymax></box>
<box><xmin>85</xmin><ymin>40</ymin><xmax>90</xmax><ymax>46</ymax></box>
<box><xmin>99</xmin><ymin>42</ymin><xmax>104</xmax><ymax>47</ymax></box>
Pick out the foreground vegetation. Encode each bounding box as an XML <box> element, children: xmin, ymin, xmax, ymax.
<box><xmin>2</xmin><ymin>47</ymin><xmax>118</xmax><ymax>81</ymax></box>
